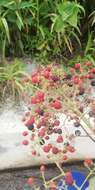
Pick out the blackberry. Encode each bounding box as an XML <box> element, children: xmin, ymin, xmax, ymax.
<box><xmin>79</xmin><ymin>88</ymin><xmax>85</xmax><ymax>95</ymax></box>
<box><xmin>64</xmin><ymin>142</ymin><xmax>69</xmax><ymax>146</ymax></box>
<box><xmin>51</xmin><ymin>75</ymin><xmax>59</xmax><ymax>82</ymax></box>
<box><xmin>40</xmin><ymin>139</ymin><xmax>45</xmax><ymax>145</ymax></box>
<box><xmin>75</xmin><ymin>130</ymin><xmax>81</xmax><ymax>136</ymax></box>
<box><xmin>68</xmin><ymin>82</ymin><xmax>73</xmax><ymax>87</ymax></box>
<box><xmin>49</xmin><ymin>98</ymin><xmax>53</xmax><ymax>102</ymax></box>
<box><xmin>79</xmin><ymin>106</ymin><xmax>84</xmax><ymax>113</ymax></box>
<box><xmin>91</xmin><ymin>80</ymin><xmax>95</xmax><ymax>86</ymax></box>
<box><xmin>74</xmin><ymin>121</ymin><xmax>80</xmax><ymax>127</ymax></box>
<box><xmin>39</xmin><ymin>110</ymin><xmax>44</xmax><ymax>116</ymax></box>
<box><xmin>27</xmin><ymin>124</ymin><xmax>34</xmax><ymax>130</ymax></box>
<box><xmin>89</xmin><ymin>110</ymin><xmax>95</xmax><ymax>117</ymax></box>
<box><xmin>55</xmin><ymin>128</ymin><xmax>62</xmax><ymax>134</ymax></box>
<box><xmin>65</xmin><ymin>74</ymin><xmax>72</xmax><ymax>80</ymax></box>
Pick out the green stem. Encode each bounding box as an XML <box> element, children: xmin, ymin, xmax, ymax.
<box><xmin>55</xmin><ymin>162</ymin><xmax>64</xmax><ymax>173</ymax></box>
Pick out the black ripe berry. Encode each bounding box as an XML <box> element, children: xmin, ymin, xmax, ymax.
<box><xmin>74</xmin><ymin>121</ymin><xmax>80</xmax><ymax>127</ymax></box>
<box><xmin>27</xmin><ymin>124</ymin><xmax>34</xmax><ymax>130</ymax></box>
<box><xmin>56</xmin><ymin>129</ymin><xmax>62</xmax><ymax>134</ymax></box>
<box><xmin>39</xmin><ymin>110</ymin><xmax>44</xmax><ymax>116</ymax></box>
<box><xmin>40</xmin><ymin>139</ymin><xmax>45</xmax><ymax>145</ymax></box>
<box><xmin>75</xmin><ymin>130</ymin><xmax>81</xmax><ymax>136</ymax></box>
<box><xmin>79</xmin><ymin>88</ymin><xmax>84</xmax><ymax>95</ymax></box>
<box><xmin>91</xmin><ymin>80</ymin><xmax>95</xmax><ymax>86</ymax></box>
<box><xmin>65</xmin><ymin>74</ymin><xmax>72</xmax><ymax>80</ymax></box>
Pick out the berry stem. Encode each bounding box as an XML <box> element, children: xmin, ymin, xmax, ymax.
<box><xmin>41</xmin><ymin>172</ymin><xmax>47</xmax><ymax>189</ymax></box>
<box><xmin>55</xmin><ymin>162</ymin><xmax>65</xmax><ymax>174</ymax></box>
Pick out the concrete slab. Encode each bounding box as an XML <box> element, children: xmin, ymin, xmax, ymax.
<box><xmin>0</xmin><ymin>102</ymin><xmax>95</xmax><ymax>170</ymax></box>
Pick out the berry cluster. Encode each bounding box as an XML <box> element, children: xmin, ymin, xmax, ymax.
<box><xmin>21</xmin><ymin>62</ymin><xmax>95</xmax><ymax>162</ymax></box>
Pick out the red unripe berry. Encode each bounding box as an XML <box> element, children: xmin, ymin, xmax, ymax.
<box><xmin>36</xmin><ymin>91</ymin><xmax>44</xmax><ymax>99</ymax></box>
<box><xmin>53</xmin><ymin>100</ymin><xmax>62</xmax><ymax>109</ymax></box>
<box><xmin>44</xmin><ymin>112</ymin><xmax>50</xmax><ymax>117</ymax></box>
<box><xmin>46</xmin><ymin>66</ymin><xmax>51</xmax><ymax>72</ymax></box>
<box><xmin>35</xmin><ymin>107</ymin><xmax>43</xmax><ymax>115</ymax></box>
<box><xmin>48</xmin><ymin>143</ymin><xmax>52</xmax><ymax>149</ymax></box>
<box><xmin>91</xmin><ymin>68</ymin><xmax>95</xmax><ymax>73</ymax></box>
<box><xmin>22</xmin><ymin>140</ymin><xmax>29</xmax><ymax>145</ymax></box>
<box><xmin>63</xmin><ymin>155</ymin><xmax>68</xmax><ymax>161</ymax></box>
<box><xmin>31</xmin><ymin>97</ymin><xmax>37</xmax><ymax>104</ymax></box>
<box><xmin>22</xmin><ymin>131</ymin><xmax>28</xmax><ymax>136</ymax></box>
<box><xmin>54</xmin><ymin>120</ymin><xmax>60</xmax><ymax>126</ymax></box>
<box><xmin>40</xmin><ymin>165</ymin><xmax>45</xmax><ymax>172</ymax></box>
<box><xmin>31</xmin><ymin>134</ymin><xmax>35</xmax><ymax>141</ymax></box>
<box><xmin>27</xmin><ymin>177</ymin><xmax>34</xmax><ymax>185</ymax></box>
<box><xmin>25</xmin><ymin>117</ymin><xmax>35</xmax><ymax>127</ymax></box>
<box><xmin>45</xmin><ymin>136</ymin><xmax>49</xmax><ymax>140</ymax></box>
<box><xmin>80</xmin><ymin>75</ymin><xmax>85</xmax><ymax>80</ymax></box>
<box><xmin>73</xmin><ymin>76</ymin><xmax>79</xmax><ymax>85</ymax></box>
<box><xmin>36</xmin><ymin>123</ymin><xmax>42</xmax><ymax>129</ymax></box>
<box><xmin>49</xmin><ymin>181</ymin><xmax>57</xmax><ymax>190</ymax></box>
<box><xmin>56</xmin><ymin>135</ymin><xmax>63</xmax><ymax>143</ymax></box>
<box><xmin>32</xmin><ymin>150</ymin><xmax>36</xmax><ymax>156</ymax></box>
<box><xmin>43</xmin><ymin>70</ymin><xmax>50</xmax><ymax>79</ymax></box>
<box><xmin>65</xmin><ymin>172</ymin><xmax>74</xmax><ymax>185</ymax></box>
<box><xmin>84</xmin><ymin>159</ymin><xmax>93</xmax><ymax>167</ymax></box>
<box><xmin>85</xmin><ymin>61</ymin><xmax>92</xmax><ymax>67</ymax></box>
<box><xmin>41</xmin><ymin>118</ymin><xmax>47</xmax><ymax>126</ymax></box>
<box><xmin>52</xmin><ymin>147</ymin><xmax>59</xmax><ymax>154</ymax></box>
<box><xmin>43</xmin><ymin>145</ymin><xmax>51</xmax><ymax>153</ymax></box>
<box><xmin>70</xmin><ymin>68</ymin><xmax>75</xmax><ymax>74</ymax></box>
<box><xmin>32</xmin><ymin>75</ymin><xmax>40</xmax><ymax>84</ymax></box>
<box><xmin>87</xmin><ymin>73</ymin><xmax>94</xmax><ymax>79</ymax></box>
<box><xmin>38</xmin><ymin>128</ymin><xmax>46</xmax><ymax>137</ymax></box>
<box><xmin>67</xmin><ymin>146</ymin><xmax>75</xmax><ymax>153</ymax></box>
<box><xmin>75</xmin><ymin>63</ymin><xmax>81</xmax><ymax>69</ymax></box>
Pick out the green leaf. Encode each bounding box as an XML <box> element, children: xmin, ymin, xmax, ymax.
<box><xmin>86</xmin><ymin>54</ymin><xmax>95</xmax><ymax>67</ymax></box>
<box><xmin>16</xmin><ymin>11</ymin><xmax>23</xmax><ymax>30</ymax></box>
<box><xmin>39</xmin><ymin>26</ymin><xmax>45</xmax><ymax>39</ymax></box>
<box><xmin>84</xmin><ymin>33</ymin><xmax>93</xmax><ymax>55</ymax></box>
<box><xmin>57</xmin><ymin>2</ymin><xmax>77</xmax><ymax>21</ymax></box>
<box><xmin>1</xmin><ymin>1</ymin><xmax>34</xmax><ymax>10</ymax></box>
<box><xmin>0</xmin><ymin>0</ymin><xmax>12</xmax><ymax>6</ymax></box>
<box><xmin>67</xmin><ymin>7</ymin><xmax>79</xmax><ymax>28</ymax></box>
<box><xmin>54</xmin><ymin>16</ymin><xmax>65</xmax><ymax>33</ymax></box>
<box><xmin>1</xmin><ymin>18</ymin><xmax>10</xmax><ymax>42</ymax></box>
<box><xmin>51</xmin><ymin>15</ymin><xmax>65</xmax><ymax>33</ymax></box>
<box><xmin>71</xmin><ymin>31</ymin><xmax>81</xmax><ymax>47</ymax></box>
<box><xmin>17</xmin><ymin>1</ymin><xmax>33</xmax><ymax>9</ymax></box>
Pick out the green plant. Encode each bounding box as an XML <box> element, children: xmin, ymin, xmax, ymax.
<box><xmin>0</xmin><ymin>59</ymin><xmax>28</xmax><ymax>98</ymax></box>
<box><xmin>0</xmin><ymin>3</ymin><xmax>10</xmax><ymax>63</ymax></box>
<box><xmin>50</xmin><ymin>1</ymin><xmax>85</xmax><ymax>53</ymax></box>
<box><xmin>89</xmin><ymin>10</ymin><xmax>95</xmax><ymax>27</ymax></box>
<box><xmin>83</xmin><ymin>32</ymin><xmax>95</xmax><ymax>65</ymax></box>
<box><xmin>68</xmin><ymin>32</ymin><xmax>95</xmax><ymax>67</ymax></box>
<box><xmin>0</xmin><ymin>0</ymin><xmax>85</xmax><ymax>61</ymax></box>
<box><xmin>0</xmin><ymin>0</ymin><xmax>94</xmax><ymax>63</ymax></box>
<box><xmin>0</xmin><ymin>0</ymin><xmax>36</xmax><ymax>60</ymax></box>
